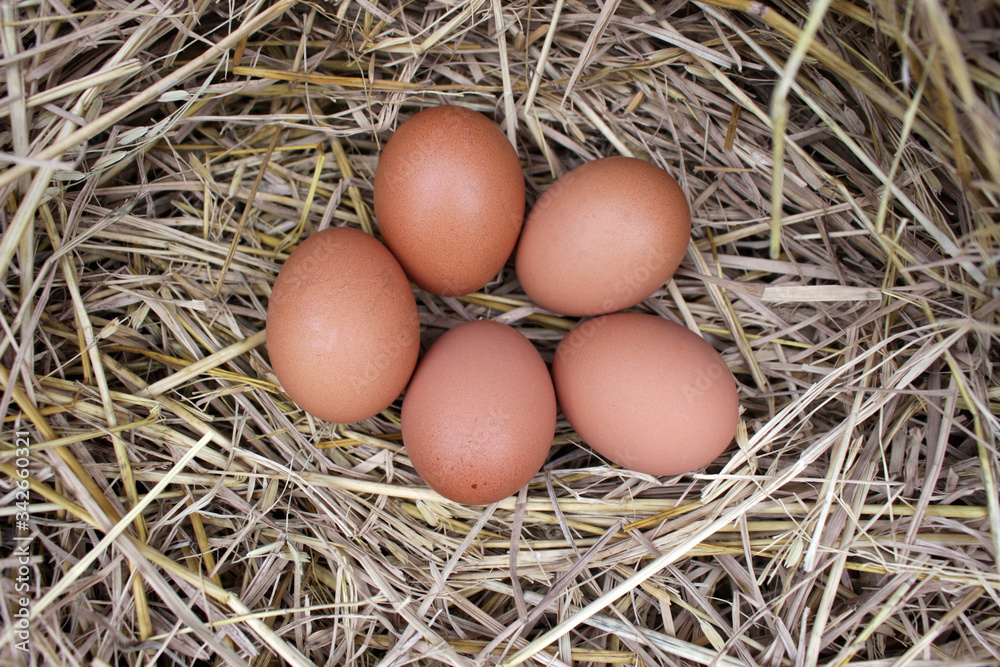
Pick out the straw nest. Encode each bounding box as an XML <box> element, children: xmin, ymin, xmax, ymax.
<box><xmin>1</xmin><ymin>0</ymin><xmax>998</xmax><ymax>665</ymax></box>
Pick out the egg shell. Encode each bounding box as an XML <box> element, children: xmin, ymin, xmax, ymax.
<box><xmin>552</xmin><ymin>313</ymin><xmax>738</xmax><ymax>476</ymax></box>
<box><xmin>401</xmin><ymin>320</ymin><xmax>556</xmax><ymax>505</ymax></box>
<box><xmin>515</xmin><ymin>156</ymin><xmax>691</xmax><ymax>317</ymax></box>
<box><xmin>374</xmin><ymin>105</ymin><xmax>525</xmax><ymax>296</ymax></box>
<box><xmin>266</xmin><ymin>227</ymin><xmax>420</xmax><ymax>424</ymax></box>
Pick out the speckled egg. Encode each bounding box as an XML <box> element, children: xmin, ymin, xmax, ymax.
<box><xmin>515</xmin><ymin>156</ymin><xmax>691</xmax><ymax>316</ymax></box>
<box><xmin>266</xmin><ymin>227</ymin><xmax>420</xmax><ymax>424</ymax></box>
<box><xmin>401</xmin><ymin>320</ymin><xmax>556</xmax><ymax>505</ymax></box>
<box><xmin>374</xmin><ymin>105</ymin><xmax>525</xmax><ymax>296</ymax></box>
<box><xmin>552</xmin><ymin>313</ymin><xmax>738</xmax><ymax>476</ymax></box>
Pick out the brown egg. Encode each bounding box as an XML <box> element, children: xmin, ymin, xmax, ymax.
<box><xmin>374</xmin><ymin>105</ymin><xmax>525</xmax><ymax>296</ymax></box>
<box><xmin>401</xmin><ymin>320</ymin><xmax>556</xmax><ymax>504</ymax></box>
<box><xmin>552</xmin><ymin>313</ymin><xmax>738</xmax><ymax>476</ymax></box>
<box><xmin>266</xmin><ymin>227</ymin><xmax>420</xmax><ymax>423</ymax></box>
<box><xmin>515</xmin><ymin>156</ymin><xmax>691</xmax><ymax>317</ymax></box>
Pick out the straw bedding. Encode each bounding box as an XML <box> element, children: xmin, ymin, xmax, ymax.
<box><xmin>1</xmin><ymin>0</ymin><xmax>998</xmax><ymax>665</ymax></box>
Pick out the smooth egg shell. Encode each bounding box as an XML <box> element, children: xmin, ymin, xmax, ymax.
<box><xmin>374</xmin><ymin>106</ymin><xmax>525</xmax><ymax>296</ymax></box>
<box><xmin>401</xmin><ymin>320</ymin><xmax>556</xmax><ymax>505</ymax></box>
<box><xmin>552</xmin><ymin>313</ymin><xmax>738</xmax><ymax>476</ymax></box>
<box><xmin>516</xmin><ymin>156</ymin><xmax>691</xmax><ymax>316</ymax></box>
<box><xmin>266</xmin><ymin>227</ymin><xmax>420</xmax><ymax>423</ymax></box>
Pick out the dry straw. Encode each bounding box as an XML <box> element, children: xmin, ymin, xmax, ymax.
<box><xmin>1</xmin><ymin>0</ymin><xmax>998</xmax><ymax>665</ymax></box>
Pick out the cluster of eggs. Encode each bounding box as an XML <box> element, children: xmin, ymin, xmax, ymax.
<box><xmin>266</xmin><ymin>106</ymin><xmax>740</xmax><ymax>505</ymax></box>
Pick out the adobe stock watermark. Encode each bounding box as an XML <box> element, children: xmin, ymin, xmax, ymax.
<box><xmin>10</xmin><ymin>430</ymin><xmax>32</xmax><ymax>655</ymax></box>
<box><xmin>355</xmin><ymin>306</ymin><xmax>421</xmax><ymax>392</ymax></box>
<box><xmin>682</xmin><ymin>356</ymin><xmax>728</xmax><ymax>402</ymax></box>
